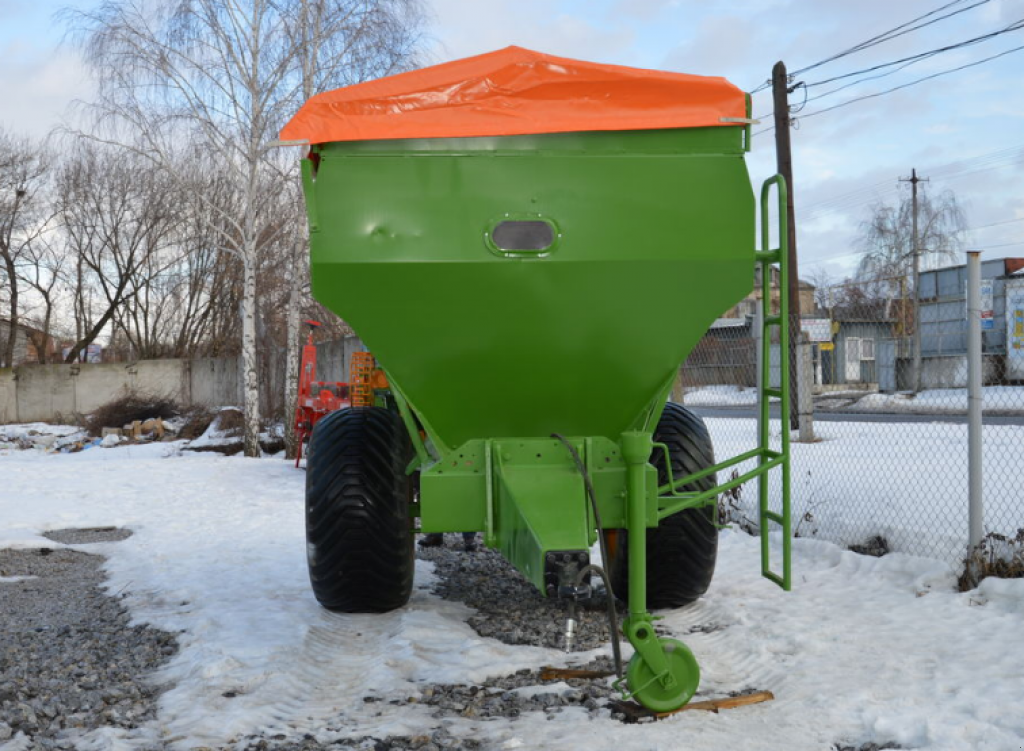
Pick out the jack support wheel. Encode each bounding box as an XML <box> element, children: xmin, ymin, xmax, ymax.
<box><xmin>626</xmin><ymin>637</ymin><xmax>700</xmax><ymax>713</ymax></box>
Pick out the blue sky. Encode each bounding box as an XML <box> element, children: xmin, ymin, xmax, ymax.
<box><xmin>2</xmin><ymin>0</ymin><xmax>1023</xmax><ymax>282</ymax></box>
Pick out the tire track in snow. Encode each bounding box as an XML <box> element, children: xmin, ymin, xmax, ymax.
<box><xmin>156</xmin><ymin>590</ymin><xmax>437</xmax><ymax>746</ymax></box>
<box><xmin>658</xmin><ymin>584</ymin><xmax>790</xmax><ymax>702</ymax></box>
<box><xmin>153</xmin><ymin>562</ymin><xmax>558</xmax><ymax>748</ymax></box>
<box><xmin>253</xmin><ymin>608</ymin><xmax>414</xmax><ymax>736</ymax></box>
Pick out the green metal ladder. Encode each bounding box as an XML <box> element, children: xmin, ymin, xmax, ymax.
<box><xmin>650</xmin><ymin>174</ymin><xmax>792</xmax><ymax>591</ymax></box>
<box><xmin>756</xmin><ymin>175</ymin><xmax>792</xmax><ymax>591</ymax></box>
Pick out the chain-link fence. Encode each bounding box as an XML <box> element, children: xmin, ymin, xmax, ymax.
<box><xmin>679</xmin><ymin>258</ymin><xmax>1024</xmax><ymax>578</ymax></box>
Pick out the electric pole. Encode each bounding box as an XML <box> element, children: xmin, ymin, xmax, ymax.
<box><xmin>772</xmin><ymin>61</ymin><xmax>802</xmax><ymax>430</ymax></box>
<box><xmin>900</xmin><ymin>168</ymin><xmax>928</xmax><ymax>394</ymax></box>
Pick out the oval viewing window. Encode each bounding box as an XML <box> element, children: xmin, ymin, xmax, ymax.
<box><xmin>492</xmin><ymin>220</ymin><xmax>555</xmax><ymax>252</ymax></box>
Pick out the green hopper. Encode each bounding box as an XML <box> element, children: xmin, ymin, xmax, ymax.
<box><xmin>284</xmin><ymin>46</ymin><xmax>792</xmax><ymax>713</ymax></box>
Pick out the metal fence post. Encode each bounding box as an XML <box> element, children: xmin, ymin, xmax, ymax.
<box><xmin>798</xmin><ymin>334</ymin><xmax>815</xmax><ymax>442</ymax></box>
<box><xmin>754</xmin><ymin>299</ymin><xmax>764</xmax><ymax>443</ymax></box>
<box><xmin>672</xmin><ymin>368</ymin><xmax>686</xmax><ymax>404</ymax></box>
<box><xmin>966</xmin><ymin>250</ymin><xmax>983</xmax><ymax>551</ymax></box>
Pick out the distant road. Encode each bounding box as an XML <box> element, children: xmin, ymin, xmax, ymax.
<box><xmin>689</xmin><ymin>404</ymin><xmax>1024</xmax><ymax>426</ymax></box>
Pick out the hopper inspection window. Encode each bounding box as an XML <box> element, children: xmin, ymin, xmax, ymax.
<box><xmin>491</xmin><ymin>220</ymin><xmax>555</xmax><ymax>252</ymax></box>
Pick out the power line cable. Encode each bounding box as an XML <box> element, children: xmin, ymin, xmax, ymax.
<box><xmin>753</xmin><ymin>16</ymin><xmax>1024</xmax><ymax>130</ymax></box>
<box><xmin>802</xmin><ymin>237</ymin><xmax>1024</xmax><ymax>269</ymax></box>
<box><xmin>802</xmin><ymin>178</ymin><xmax>900</xmax><ymax>212</ymax></box>
<box><xmin>801</xmin><ymin>151</ymin><xmax>1024</xmax><ymax>223</ymax></box>
<box><xmin>797</xmin><ymin>41</ymin><xmax>1024</xmax><ymax>122</ymax></box>
<box><xmin>973</xmin><ymin>240</ymin><xmax>1024</xmax><ymax>249</ymax></box>
<box><xmin>804</xmin><ymin>17</ymin><xmax>1024</xmax><ymax>89</ymax></box>
<box><xmin>967</xmin><ymin>217</ymin><xmax>1024</xmax><ymax>232</ymax></box>
<box><xmin>803</xmin><ymin>163</ymin><xmax>1022</xmax><ymax>222</ymax></box>
<box><xmin>749</xmin><ymin>0</ymin><xmax>988</xmax><ymax>93</ymax></box>
<box><xmin>803</xmin><ymin>149</ymin><xmax>1023</xmax><ymax>216</ymax></box>
<box><xmin>804</xmin><ymin>59</ymin><xmax>924</xmax><ymax>105</ymax></box>
<box><xmin>793</xmin><ymin>0</ymin><xmax>990</xmax><ymax>77</ymax></box>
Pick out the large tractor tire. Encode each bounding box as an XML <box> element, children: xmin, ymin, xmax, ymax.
<box><xmin>305</xmin><ymin>407</ymin><xmax>414</xmax><ymax>612</ymax></box>
<box><xmin>607</xmin><ymin>402</ymin><xmax>718</xmax><ymax>610</ymax></box>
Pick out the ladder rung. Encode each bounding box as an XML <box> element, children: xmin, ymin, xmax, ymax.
<box><xmin>763</xmin><ymin>571</ymin><xmax>785</xmax><ymax>587</ymax></box>
<box><xmin>764</xmin><ymin>315</ymin><xmax>781</xmax><ymax>327</ymax></box>
<box><xmin>756</xmin><ymin>250</ymin><xmax>780</xmax><ymax>263</ymax></box>
<box><xmin>763</xmin><ymin>388</ymin><xmax>782</xmax><ymax>398</ymax></box>
<box><xmin>763</xmin><ymin>510</ymin><xmax>784</xmax><ymax>525</ymax></box>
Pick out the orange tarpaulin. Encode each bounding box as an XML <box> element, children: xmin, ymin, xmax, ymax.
<box><xmin>281</xmin><ymin>46</ymin><xmax>747</xmax><ymax>145</ymax></box>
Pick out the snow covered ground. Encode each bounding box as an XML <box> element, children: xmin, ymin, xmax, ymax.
<box><xmin>851</xmin><ymin>386</ymin><xmax>1024</xmax><ymax>414</ymax></box>
<box><xmin>684</xmin><ymin>384</ymin><xmax>1024</xmax><ymax>414</ymax></box>
<box><xmin>682</xmin><ymin>385</ymin><xmax>759</xmax><ymax>407</ymax></box>
<box><xmin>0</xmin><ymin>423</ymin><xmax>90</xmax><ymax>452</ymax></box>
<box><xmin>3</xmin><ymin>429</ymin><xmax>1024</xmax><ymax>750</ymax></box>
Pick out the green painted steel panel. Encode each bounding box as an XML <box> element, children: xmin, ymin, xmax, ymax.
<box><xmin>419</xmin><ymin>441</ymin><xmax>487</xmax><ymax>533</ymax></box>
<box><xmin>492</xmin><ymin>439</ymin><xmax>593</xmax><ymax>590</ymax></box>
<box><xmin>305</xmin><ymin>128</ymin><xmax>754</xmax><ymax>449</ymax></box>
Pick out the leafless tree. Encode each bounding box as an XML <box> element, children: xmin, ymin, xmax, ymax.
<box><xmin>278</xmin><ymin>0</ymin><xmax>424</xmax><ymax>456</ymax></box>
<box><xmin>16</xmin><ymin>227</ymin><xmax>69</xmax><ymax>364</ymax></box>
<box><xmin>804</xmin><ymin>267</ymin><xmax>835</xmax><ymax>313</ymax></box>
<box><xmin>56</xmin><ymin>143</ymin><xmax>178</xmax><ymax>363</ymax></box>
<box><xmin>856</xmin><ymin>187</ymin><xmax>967</xmax><ymax>294</ymax></box>
<box><xmin>0</xmin><ymin>129</ymin><xmax>50</xmax><ymax>368</ymax></box>
<box><xmin>67</xmin><ymin>0</ymin><xmax>424</xmax><ymax>456</ymax></box>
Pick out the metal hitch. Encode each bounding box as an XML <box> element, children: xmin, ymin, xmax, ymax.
<box><xmin>544</xmin><ymin>549</ymin><xmax>591</xmax><ymax>600</ymax></box>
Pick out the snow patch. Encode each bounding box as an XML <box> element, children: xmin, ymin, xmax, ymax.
<box><xmin>853</xmin><ymin>386</ymin><xmax>1024</xmax><ymax>414</ymax></box>
<box><xmin>683</xmin><ymin>385</ymin><xmax>759</xmax><ymax>407</ymax></box>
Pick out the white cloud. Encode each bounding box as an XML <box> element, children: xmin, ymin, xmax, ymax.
<box><xmin>0</xmin><ymin>43</ymin><xmax>92</xmax><ymax>138</ymax></box>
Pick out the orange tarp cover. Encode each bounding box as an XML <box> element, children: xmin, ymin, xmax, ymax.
<box><xmin>281</xmin><ymin>46</ymin><xmax>746</xmax><ymax>145</ymax></box>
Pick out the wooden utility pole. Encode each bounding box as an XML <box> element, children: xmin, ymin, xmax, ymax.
<box><xmin>900</xmin><ymin>168</ymin><xmax>928</xmax><ymax>394</ymax></box>
<box><xmin>772</xmin><ymin>61</ymin><xmax>802</xmax><ymax>430</ymax></box>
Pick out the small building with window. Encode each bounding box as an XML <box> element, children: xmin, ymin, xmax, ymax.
<box><xmin>821</xmin><ymin>300</ymin><xmax>899</xmax><ymax>388</ymax></box>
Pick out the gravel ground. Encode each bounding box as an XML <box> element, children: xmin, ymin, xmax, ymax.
<box><xmin>415</xmin><ymin>534</ymin><xmax>621</xmax><ymax>652</ymax></box>
<box><xmin>0</xmin><ymin>529</ymin><xmax>178</xmax><ymax>750</ymax></box>
<box><xmin>0</xmin><ymin>529</ymin><xmax>897</xmax><ymax>751</ymax></box>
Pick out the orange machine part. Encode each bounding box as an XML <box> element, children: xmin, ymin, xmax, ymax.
<box><xmin>280</xmin><ymin>46</ymin><xmax>746</xmax><ymax>145</ymax></box>
<box><xmin>294</xmin><ymin>323</ymin><xmax>351</xmax><ymax>466</ymax></box>
<box><xmin>349</xmin><ymin>351</ymin><xmax>377</xmax><ymax>407</ymax></box>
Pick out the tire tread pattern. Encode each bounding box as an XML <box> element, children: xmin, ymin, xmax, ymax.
<box><xmin>305</xmin><ymin>407</ymin><xmax>414</xmax><ymax>612</ymax></box>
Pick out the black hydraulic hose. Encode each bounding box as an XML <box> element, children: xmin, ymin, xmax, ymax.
<box><xmin>551</xmin><ymin>433</ymin><xmax>624</xmax><ymax>679</ymax></box>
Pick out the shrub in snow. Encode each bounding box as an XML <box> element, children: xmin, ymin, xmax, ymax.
<box><xmin>959</xmin><ymin>530</ymin><xmax>1024</xmax><ymax>591</ymax></box>
<box><xmin>85</xmin><ymin>391</ymin><xmax>181</xmax><ymax>436</ymax></box>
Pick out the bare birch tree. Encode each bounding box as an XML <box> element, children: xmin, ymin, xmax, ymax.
<box><xmin>278</xmin><ymin>0</ymin><xmax>423</xmax><ymax>457</ymax></box>
<box><xmin>68</xmin><ymin>0</ymin><xmax>423</xmax><ymax>456</ymax></box>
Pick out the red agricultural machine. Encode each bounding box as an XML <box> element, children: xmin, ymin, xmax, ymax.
<box><xmin>293</xmin><ymin>321</ymin><xmax>387</xmax><ymax>466</ymax></box>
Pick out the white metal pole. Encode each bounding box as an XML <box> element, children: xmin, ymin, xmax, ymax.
<box><xmin>755</xmin><ymin>294</ymin><xmax>764</xmax><ymax>445</ymax></box>
<box><xmin>966</xmin><ymin>250</ymin><xmax>983</xmax><ymax>550</ymax></box>
<box><xmin>798</xmin><ymin>336</ymin><xmax>815</xmax><ymax>442</ymax></box>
